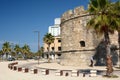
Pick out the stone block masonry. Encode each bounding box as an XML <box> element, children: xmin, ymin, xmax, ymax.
<box><xmin>60</xmin><ymin>6</ymin><xmax>118</xmax><ymax>66</ymax></box>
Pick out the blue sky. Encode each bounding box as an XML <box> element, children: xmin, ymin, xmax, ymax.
<box><xmin>0</xmin><ymin>0</ymin><xmax>117</xmax><ymax>52</ymax></box>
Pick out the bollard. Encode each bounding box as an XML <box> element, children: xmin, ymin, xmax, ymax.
<box><xmin>55</xmin><ymin>70</ymin><xmax>63</xmax><ymax>76</ymax></box>
<box><xmin>83</xmin><ymin>73</ymin><xmax>85</xmax><ymax>77</ymax></box>
<box><xmin>42</xmin><ymin>69</ymin><xmax>49</xmax><ymax>75</ymax></box>
<box><xmin>34</xmin><ymin>69</ymin><xmax>38</xmax><ymax>74</ymax></box>
<box><xmin>65</xmin><ymin>73</ymin><xmax>69</xmax><ymax>76</ymax></box>
<box><xmin>71</xmin><ymin>70</ymin><xmax>79</xmax><ymax>77</ymax></box>
<box><xmin>24</xmin><ymin>68</ymin><xmax>29</xmax><ymax>73</ymax></box>
<box><xmin>18</xmin><ymin>67</ymin><xmax>22</xmax><ymax>72</ymax></box>
<box><xmin>10</xmin><ymin>65</ymin><xmax>13</xmax><ymax>70</ymax></box>
<box><xmin>14</xmin><ymin>66</ymin><xmax>17</xmax><ymax>70</ymax></box>
<box><xmin>46</xmin><ymin>69</ymin><xmax>49</xmax><ymax>75</ymax></box>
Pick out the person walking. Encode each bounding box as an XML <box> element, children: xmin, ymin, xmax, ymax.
<box><xmin>90</xmin><ymin>56</ymin><xmax>94</xmax><ymax>67</ymax></box>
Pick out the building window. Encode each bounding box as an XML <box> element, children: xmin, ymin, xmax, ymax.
<box><xmin>80</xmin><ymin>41</ymin><xmax>85</xmax><ymax>47</ymax></box>
<box><xmin>47</xmin><ymin>47</ymin><xmax>49</xmax><ymax>51</ymax></box>
<box><xmin>58</xmin><ymin>39</ymin><xmax>61</xmax><ymax>43</ymax></box>
<box><xmin>51</xmin><ymin>47</ymin><xmax>54</xmax><ymax>51</ymax></box>
<box><xmin>58</xmin><ymin>47</ymin><xmax>61</xmax><ymax>51</ymax></box>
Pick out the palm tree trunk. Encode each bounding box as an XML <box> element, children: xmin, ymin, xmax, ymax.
<box><xmin>104</xmin><ymin>32</ymin><xmax>111</xmax><ymax>54</ymax></box>
<box><xmin>16</xmin><ymin>52</ymin><xmax>19</xmax><ymax>60</ymax></box>
<box><xmin>104</xmin><ymin>32</ymin><xmax>113</xmax><ymax>76</ymax></box>
<box><xmin>1</xmin><ymin>54</ymin><xmax>3</xmax><ymax>61</ymax></box>
<box><xmin>48</xmin><ymin>44</ymin><xmax>50</xmax><ymax>63</ymax></box>
<box><xmin>6</xmin><ymin>53</ymin><xmax>8</xmax><ymax>60</ymax></box>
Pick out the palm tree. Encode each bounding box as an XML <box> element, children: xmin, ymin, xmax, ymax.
<box><xmin>40</xmin><ymin>47</ymin><xmax>44</xmax><ymax>58</ymax></box>
<box><xmin>2</xmin><ymin>42</ymin><xmax>11</xmax><ymax>59</ymax></box>
<box><xmin>43</xmin><ymin>33</ymin><xmax>54</xmax><ymax>62</ymax></box>
<box><xmin>11</xmin><ymin>51</ymin><xmax>16</xmax><ymax>58</ymax></box>
<box><xmin>14</xmin><ymin>44</ymin><xmax>21</xmax><ymax>60</ymax></box>
<box><xmin>87</xmin><ymin>0</ymin><xmax>119</xmax><ymax>76</ymax></box>
<box><xmin>21</xmin><ymin>44</ymin><xmax>30</xmax><ymax>59</ymax></box>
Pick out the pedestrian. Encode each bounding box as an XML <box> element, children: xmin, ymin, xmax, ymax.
<box><xmin>90</xmin><ymin>56</ymin><xmax>94</xmax><ymax>67</ymax></box>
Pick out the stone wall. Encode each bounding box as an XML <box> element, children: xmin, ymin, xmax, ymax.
<box><xmin>60</xmin><ymin>6</ymin><xmax>118</xmax><ymax>66</ymax></box>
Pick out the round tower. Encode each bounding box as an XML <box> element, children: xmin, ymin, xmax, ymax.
<box><xmin>60</xmin><ymin>6</ymin><xmax>98</xmax><ymax>66</ymax></box>
<box><xmin>60</xmin><ymin>6</ymin><xmax>118</xmax><ymax>66</ymax></box>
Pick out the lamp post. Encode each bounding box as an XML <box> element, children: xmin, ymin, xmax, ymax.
<box><xmin>34</xmin><ymin>31</ymin><xmax>40</xmax><ymax>65</ymax></box>
<box><xmin>10</xmin><ymin>43</ymin><xmax>14</xmax><ymax>58</ymax></box>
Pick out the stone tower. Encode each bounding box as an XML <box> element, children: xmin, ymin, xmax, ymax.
<box><xmin>60</xmin><ymin>6</ymin><xmax>118</xmax><ymax>66</ymax></box>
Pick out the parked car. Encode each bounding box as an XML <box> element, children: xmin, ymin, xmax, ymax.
<box><xmin>33</xmin><ymin>57</ymin><xmax>40</xmax><ymax>60</ymax></box>
<box><xmin>7</xmin><ymin>57</ymin><xmax>15</xmax><ymax>61</ymax></box>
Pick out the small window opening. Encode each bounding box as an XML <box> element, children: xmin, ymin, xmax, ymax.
<box><xmin>80</xmin><ymin>41</ymin><xmax>85</xmax><ymax>47</ymax></box>
<box><xmin>58</xmin><ymin>39</ymin><xmax>61</xmax><ymax>43</ymax></box>
<box><xmin>58</xmin><ymin>47</ymin><xmax>61</xmax><ymax>51</ymax></box>
<box><xmin>51</xmin><ymin>47</ymin><xmax>54</xmax><ymax>51</ymax></box>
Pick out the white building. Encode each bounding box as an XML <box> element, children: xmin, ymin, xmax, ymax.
<box><xmin>48</xmin><ymin>18</ymin><xmax>61</xmax><ymax>36</ymax></box>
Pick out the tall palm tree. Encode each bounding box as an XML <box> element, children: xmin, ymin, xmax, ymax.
<box><xmin>14</xmin><ymin>44</ymin><xmax>21</xmax><ymax>60</ymax></box>
<box><xmin>87</xmin><ymin>0</ymin><xmax>119</xmax><ymax>76</ymax></box>
<box><xmin>40</xmin><ymin>47</ymin><xmax>44</xmax><ymax>58</ymax></box>
<box><xmin>22</xmin><ymin>44</ymin><xmax>30</xmax><ymax>59</ymax></box>
<box><xmin>2</xmin><ymin>42</ymin><xmax>11</xmax><ymax>59</ymax></box>
<box><xmin>43</xmin><ymin>33</ymin><xmax>54</xmax><ymax>62</ymax></box>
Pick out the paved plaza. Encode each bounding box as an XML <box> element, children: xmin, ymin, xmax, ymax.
<box><xmin>0</xmin><ymin>60</ymin><xmax>120</xmax><ymax>80</ymax></box>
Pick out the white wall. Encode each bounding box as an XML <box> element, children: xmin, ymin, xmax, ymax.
<box><xmin>48</xmin><ymin>18</ymin><xmax>61</xmax><ymax>36</ymax></box>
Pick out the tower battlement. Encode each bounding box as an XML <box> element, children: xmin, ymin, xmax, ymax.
<box><xmin>61</xmin><ymin>6</ymin><xmax>87</xmax><ymax>23</ymax></box>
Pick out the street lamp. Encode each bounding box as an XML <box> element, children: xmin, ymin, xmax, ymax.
<box><xmin>34</xmin><ymin>31</ymin><xmax>40</xmax><ymax>65</ymax></box>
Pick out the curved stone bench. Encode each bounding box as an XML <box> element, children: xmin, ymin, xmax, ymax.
<box><xmin>41</xmin><ymin>69</ymin><xmax>49</xmax><ymax>75</ymax></box>
<box><xmin>8</xmin><ymin>62</ymin><xmax>18</xmax><ymax>70</ymax></box>
<box><xmin>8</xmin><ymin>62</ymin><xmax>38</xmax><ymax>74</ymax></box>
<box><xmin>71</xmin><ymin>70</ymin><xmax>79</xmax><ymax>77</ymax></box>
<box><xmin>62</xmin><ymin>70</ymin><xmax>72</xmax><ymax>76</ymax></box>
<box><xmin>55</xmin><ymin>70</ymin><xmax>63</xmax><ymax>76</ymax></box>
<box><xmin>30</xmin><ymin>69</ymin><xmax>38</xmax><ymax>74</ymax></box>
<box><xmin>10</xmin><ymin>65</ymin><xmax>13</xmax><ymax>70</ymax></box>
<box><xmin>22</xmin><ymin>68</ymin><xmax>29</xmax><ymax>73</ymax></box>
<box><xmin>89</xmin><ymin>69</ymin><xmax>97</xmax><ymax>77</ymax></box>
<box><xmin>8</xmin><ymin>62</ymin><xmax>90</xmax><ymax>77</ymax></box>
